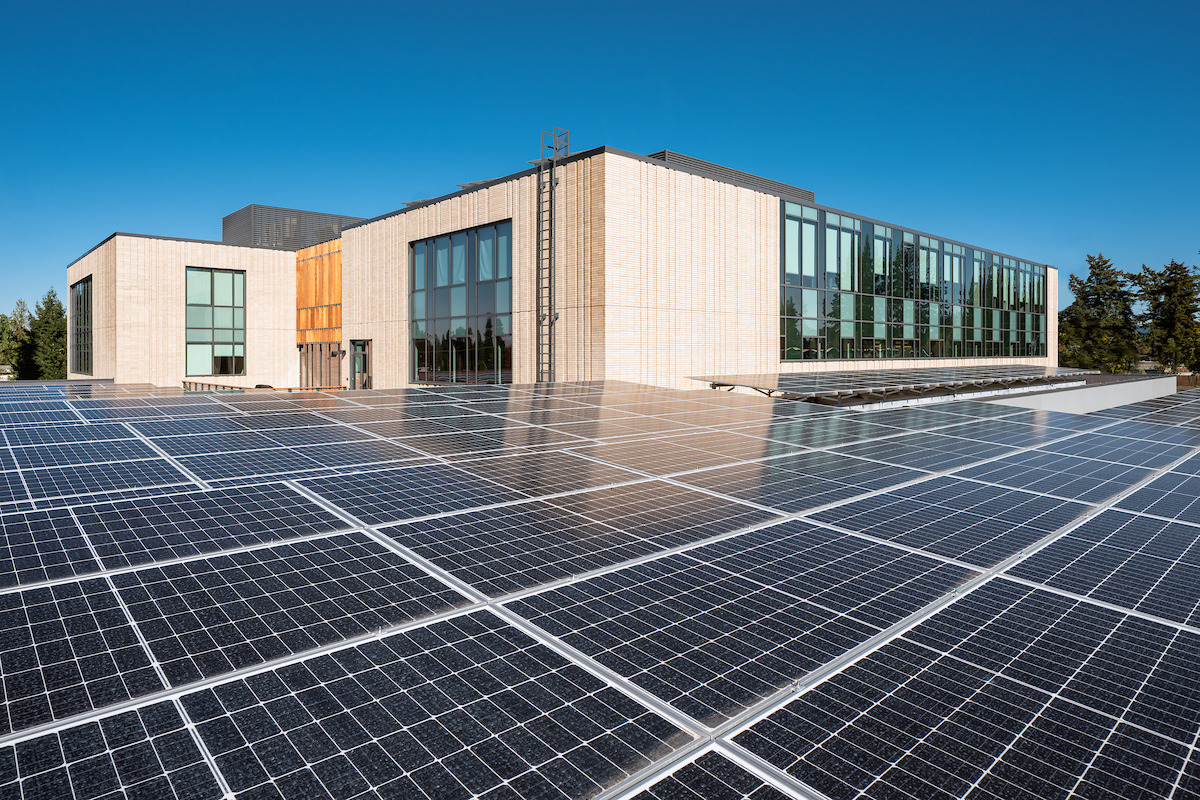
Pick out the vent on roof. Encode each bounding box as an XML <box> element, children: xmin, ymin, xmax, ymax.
<box><xmin>645</xmin><ymin>150</ymin><xmax>815</xmax><ymax>203</ymax></box>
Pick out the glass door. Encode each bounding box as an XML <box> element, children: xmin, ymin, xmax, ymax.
<box><xmin>350</xmin><ymin>340</ymin><xmax>371</xmax><ymax>389</ymax></box>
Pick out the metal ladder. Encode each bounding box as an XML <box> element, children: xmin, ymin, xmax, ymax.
<box><xmin>535</xmin><ymin>127</ymin><xmax>568</xmax><ymax>383</ymax></box>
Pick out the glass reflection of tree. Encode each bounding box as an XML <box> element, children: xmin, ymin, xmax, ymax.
<box><xmin>783</xmin><ymin>298</ymin><xmax>802</xmax><ymax>360</ymax></box>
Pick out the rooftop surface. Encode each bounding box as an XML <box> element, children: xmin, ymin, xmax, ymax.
<box><xmin>1</xmin><ymin>379</ymin><xmax>1199</xmax><ymax>799</ymax></box>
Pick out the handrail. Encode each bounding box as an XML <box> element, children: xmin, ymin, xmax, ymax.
<box><xmin>182</xmin><ymin>381</ymin><xmax>343</xmax><ymax>393</ymax></box>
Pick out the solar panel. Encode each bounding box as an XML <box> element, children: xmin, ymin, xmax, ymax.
<box><xmin>810</xmin><ymin>476</ymin><xmax>1092</xmax><ymax>567</ymax></box>
<box><xmin>732</xmin><ymin>579</ymin><xmax>1200</xmax><ymax>800</ymax></box>
<box><xmin>19</xmin><ymin>459</ymin><xmax>193</xmax><ymax>502</ymax></box>
<box><xmin>1</xmin><ymin>422</ymin><xmax>136</xmax><ymax>447</ymax></box>
<box><xmin>4</xmin><ymin>380</ymin><xmax>1200</xmax><ymax>800</ymax></box>
<box><xmin>383</xmin><ymin>482</ymin><xmax>779</xmax><ymax>597</ymax></box>
<box><xmin>630</xmin><ymin>750</ymin><xmax>791</xmax><ymax>799</ymax></box>
<box><xmin>110</xmin><ymin>533</ymin><xmax>471</xmax><ymax>685</ymax></box>
<box><xmin>298</xmin><ymin>463</ymin><xmax>526</xmax><ymax>526</ymax></box>
<box><xmin>178</xmin><ymin>611</ymin><xmax>692</xmax><ymax>799</ymax></box>
<box><xmin>0</xmin><ymin>578</ymin><xmax>163</xmax><ymax>734</ymax></box>
<box><xmin>955</xmin><ymin>450</ymin><xmax>1155</xmax><ymax>504</ymax></box>
<box><xmin>507</xmin><ymin>521</ymin><xmax>975</xmax><ymax>725</ymax></box>
<box><xmin>10</xmin><ymin>439</ymin><xmax>161</xmax><ymax>470</ymax></box>
<box><xmin>72</xmin><ymin>484</ymin><xmax>350</xmax><ymax>569</ymax></box>
<box><xmin>0</xmin><ymin>507</ymin><xmax>98</xmax><ymax>587</ymax></box>
<box><xmin>1009</xmin><ymin>509</ymin><xmax>1200</xmax><ymax>626</ymax></box>
<box><xmin>0</xmin><ymin>701</ymin><xmax>223</xmax><ymax>799</ymax></box>
<box><xmin>677</xmin><ymin>452</ymin><xmax>926</xmax><ymax>514</ymax></box>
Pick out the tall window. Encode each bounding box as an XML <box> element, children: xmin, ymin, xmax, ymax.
<box><xmin>186</xmin><ymin>267</ymin><xmax>245</xmax><ymax>376</ymax></box>
<box><xmin>411</xmin><ymin>221</ymin><xmax>513</xmax><ymax>384</ymax></box>
<box><xmin>70</xmin><ymin>276</ymin><xmax>92</xmax><ymax>375</ymax></box>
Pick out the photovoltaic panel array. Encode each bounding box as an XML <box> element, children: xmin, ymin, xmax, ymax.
<box><xmin>4</xmin><ymin>376</ymin><xmax>1200</xmax><ymax>799</ymax></box>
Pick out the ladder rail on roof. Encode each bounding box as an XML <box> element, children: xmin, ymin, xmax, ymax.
<box><xmin>535</xmin><ymin>127</ymin><xmax>568</xmax><ymax>383</ymax></box>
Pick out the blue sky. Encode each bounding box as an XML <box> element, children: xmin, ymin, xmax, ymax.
<box><xmin>1</xmin><ymin>0</ymin><xmax>1196</xmax><ymax>315</ymax></box>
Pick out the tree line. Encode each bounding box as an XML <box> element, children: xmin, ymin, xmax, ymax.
<box><xmin>1059</xmin><ymin>253</ymin><xmax>1200</xmax><ymax>373</ymax></box>
<box><xmin>0</xmin><ymin>289</ymin><xmax>67</xmax><ymax>380</ymax></box>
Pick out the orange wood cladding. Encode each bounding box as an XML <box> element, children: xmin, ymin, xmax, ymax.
<box><xmin>296</xmin><ymin>239</ymin><xmax>342</xmax><ymax>344</ymax></box>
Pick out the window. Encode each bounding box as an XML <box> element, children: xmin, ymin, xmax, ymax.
<box><xmin>186</xmin><ymin>267</ymin><xmax>245</xmax><ymax>376</ymax></box>
<box><xmin>70</xmin><ymin>276</ymin><xmax>92</xmax><ymax>374</ymax></box>
<box><xmin>780</xmin><ymin>201</ymin><xmax>1047</xmax><ymax>361</ymax></box>
<box><xmin>411</xmin><ymin>221</ymin><xmax>513</xmax><ymax>384</ymax></box>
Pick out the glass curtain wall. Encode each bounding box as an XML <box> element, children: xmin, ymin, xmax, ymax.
<box><xmin>185</xmin><ymin>268</ymin><xmax>246</xmax><ymax>376</ymax></box>
<box><xmin>70</xmin><ymin>276</ymin><xmax>92</xmax><ymax>374</ymax></box>
<box><xmin>411</xmin><ymin>221</ymin><xmax>513</xmax><ymax>383</ymax></box>
<box><xmin>781</xmin><ymin>201</ymin><xmax>1048</xmax><ymax>361</ymax></box>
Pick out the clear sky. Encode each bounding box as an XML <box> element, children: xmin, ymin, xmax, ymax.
<box><xmin>1</xmin><ymin>0</ymin><xmax>1196</xmax><ymax>315</ymax></box>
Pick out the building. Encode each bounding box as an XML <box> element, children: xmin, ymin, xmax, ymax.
<box><xmin>221</xmin><ymin>204</ymin><xmax>364</xmax><ymax>250</ymax></box>
<box><xmin>66</xmin><ymin>145</ymin><xmax>1056</xmax><ymax>389</ymax></box>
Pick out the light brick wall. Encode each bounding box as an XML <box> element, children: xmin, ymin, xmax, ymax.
<box><xmin>599</xmin><ymin>152</ymin><xmax>780</xmax><ymax>388</ymax></box>
<box><xmin>68</xmin><ymin>236</ymin><xmax>296</xmax><ymax>387</ymax></box>
<box><xmin>341</xmin><ymin>157</ymin><xmax>607</xmax><ymax>387</ymax></box>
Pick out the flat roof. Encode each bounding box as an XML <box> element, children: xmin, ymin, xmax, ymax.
<box><xmin>2</xmin><ymin>378</ymin><xmax>1200</xmax><ymax>799</ymax></box>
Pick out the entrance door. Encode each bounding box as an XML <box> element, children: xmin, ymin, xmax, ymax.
<box><xmin>350</xmin><ymin>340</ymin><xmax>371</xmax><ymax>389</ymax></box>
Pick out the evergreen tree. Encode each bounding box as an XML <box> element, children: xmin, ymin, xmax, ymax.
<box><xmin>1</xmin><ymin>300</ymin><xmax>34</xmax><ymax>379</ymax></box>
<box><xmin>31</xmin><ymin>288</ymin><xmax>67</xmax><ymax>380</ymax></box>
<box><xmin>1058</xmin><ymin>253</ymin><xmax>1138</xmax><ymax>373</ymax></box>
<box><xmin>1132</xmin><ymin>258</ymin><xmax>1200</xmax><ymax>373</ymax></box>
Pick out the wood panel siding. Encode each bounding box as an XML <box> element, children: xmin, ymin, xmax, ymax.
<box><xmin>296</xmin><ymin>239</ymin><xmax>342</xmax><ymax>344</ymax></box>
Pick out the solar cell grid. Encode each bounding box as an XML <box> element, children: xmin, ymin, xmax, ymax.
<box><xmin>231</xmin><ymin>412</ymin><xmax>338</xmax><ymax>430</ymax></box>
<box><xmin>179</xmin><ymin>610</ymin><xmax>691</xmax><ymax>800</ymax></box>
<box><xmin>509</xmin><ymin>521</ymin><xmax>973</xmax><ymax>725</ymax></box>
<box><xmin>354</xmin><ymin>417</ymin><xmax>463</xmax><ymax>439</ymax></box>
<box><xmin>0</xmin><ymin>472</ymin><xmax>29</xmax><ymax>505</ymax></box>
<box><xmin>0</xmin><ymin>410</ymin><xmax>82</xmax><ymax>427</ymax></box>
<box><xmin>110</xmin><ymin>533</ymin><xmax>470</xmax><ymax>685</ymax></box>
<box><xmin>68</xmin><ymin>398</ymin><xmax>153</xmax><ymax>409</ymax></box>
<box><xmin>728</xmin><ymin>417</ymin><xmax>898</xmax><ymax>449</ymax></box>
<box><xmin>130</xmin><ymin>416</ymin><xmax>252</xmax><ymax>438</ymax></box>
<box><xmin>840</xmin><ymin>406</ymin><xmax>975</xmax><ymax>432</ymax></box>
<box><xmin>1117</xmin><ymin>471</ymin><xmax>1200</xmax><ymax>523</ymax></box>
<box><xmin>19</xmin><ymin>459</ymin><xmax>192</xmax><ymax>501</ymax></box>
<box><xmin>299</xmin><ymin>462</ymin><xmax>526</xmax><ymax>526</ymax></box>
<box><xmin>10</xmin><ymin>438</ymin><xmax>161</xmax><ymax>470</ymax></box>
<box><xmin>73</xmin><ymin>406</ymin><xmax>169</xmax><ymax>421</ymax></box>
<box><xmin>678</xmin><ymin>451</ymin><xmax>925</xmax><ymax>515</ymax></box>
<box><xmin>1009</xmin><ymin>510</ymin><xmax>1200</xmax><ymax>626</ymax></box>
<box><xmin>542</xmin><ymin>418</ymin><xmax>682</xmax><ymax>441</ymax></box>
<box><xmin>629</xmin><ymin>750</ymin><xmax>791</xmax><ymax>800</ymax></box>
<box><xmin>0</xmin><ymin>508</ymin><xmax>97</xmax><ymax>588</ymax></box>
<box><xmin>1100</xmin><ymin>418</ymin><xmax>1200</xmax><ymax>446</ymax></box>
<box><xmin>0</xmin><ymin>578</ymin><xmax>163</xmax><ymax>735</ymax></box>
<box><xmin>149</xmin><ymin>429</ymin><xmax>278</xmax><ymax>457</ymax></box>
<box><xmin>811</xmin><ymin>477</ymin><xmax>1092</xmax><ymax>567</ymax></box>
<box><xmin>1038</xmin><ymin>431</ymin><xmax>1194</xmax><ymax>468</ymax></box>
<box><xmin>0</xmin><ymin>422</ymin><xmax>136</xmax><ymax>447</ymax></box>
<box><xmin>72</xmin><ymin>484</ymin><xmax>350</xmax><ymax>569</ymax></box>
<box><xmin>829</xmin><ymin>432</ymin><xmax>1015</xmax><ymax>473</ymax></box>
<box><xmin>384</xmin><ymin>482</ymin><xmax>779</xmax><ymax>597</ymax></box>
<box><xmin>177</xmin><ymin>447</ymin><xmax>327</xmax><ymax>481</ymax></box>
<box><xmin>954</xmin><ymin>450</ymin><xmax>1154</xmax><ymax>504</ymax></box>
<box><xmin>450</xmin><ymin>450</ymin><xmax>645</xmax><ymax>496</ymax></box>
<box><xmin>733</xmin><ymin>579</ymin><xmax>1200</xmax><ymax>800</ymax></box>
<box><xmin>291</xmin><ymin>439</ymin><xmax>424</xmax><ymax>469</ymax></box>
<box><xmin>654</xmin><ymin>408</ymin><xmax>780</xmax><ymax>428</ymax></box>
<box><xmin>935</xmin><ymin>419</ymin><xmax>1069</xmax><ymax>448</ymax></box>
<box><xmin>0</xmin><ymin>701</ymin><xmax>223</xmax><ymax>800</ymax></box>
<box><xmin>313</xmin><ymin>407</ymin><xmax>412</xmax><ymax>424</ymax></box>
